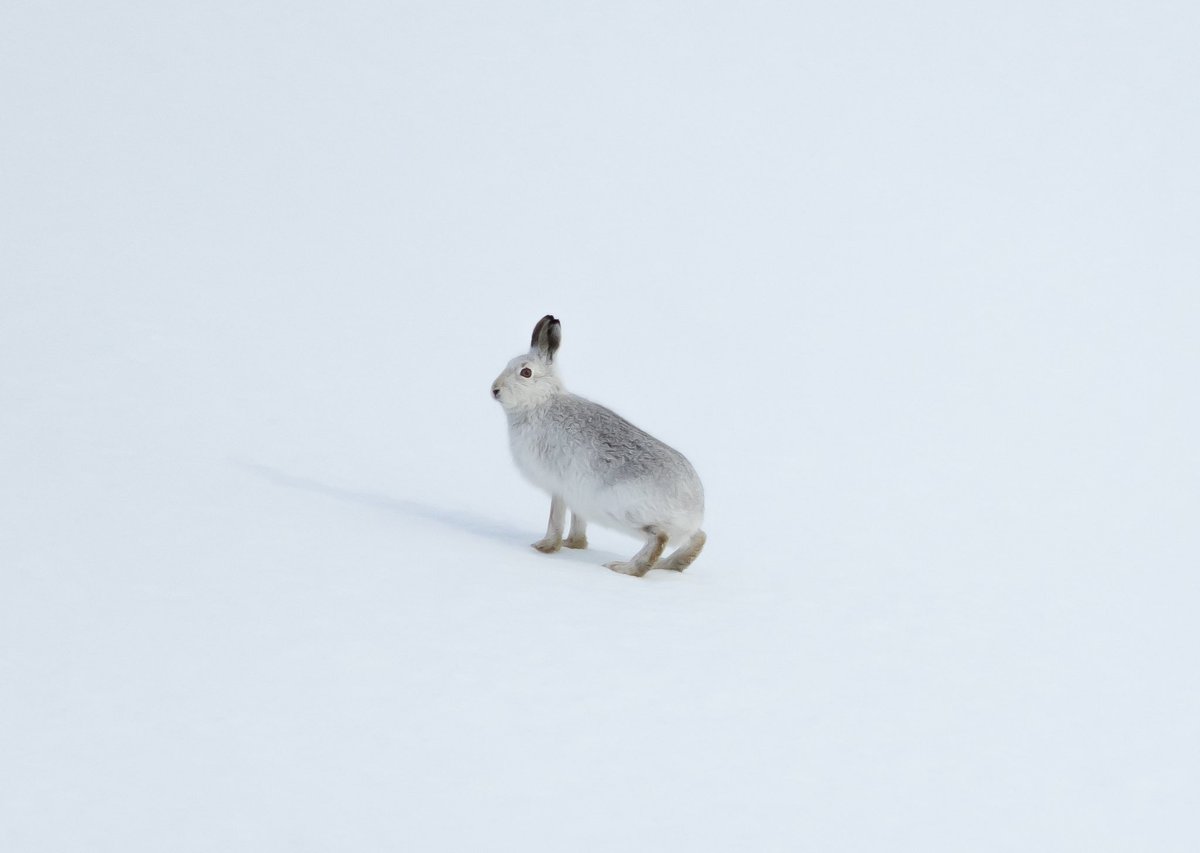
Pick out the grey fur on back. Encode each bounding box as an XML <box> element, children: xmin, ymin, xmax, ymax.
<box><xmin>510</xmin><ymin>393</ymin><xmax>700</xmax><ymax>488</ymax></box>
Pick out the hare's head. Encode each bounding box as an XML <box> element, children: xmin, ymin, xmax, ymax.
<box><xmin>492</xmin><ymin>315</ymin><xmax>565</xmax><ymax>410</ymax></box>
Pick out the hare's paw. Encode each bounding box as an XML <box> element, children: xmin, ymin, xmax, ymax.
<box><xmin>604</xmin><ymin>560</ymin><xmax>649</xmax><ymax>577</ymax></box>
<box><xmin>563</xmin><ymin>535</ymin><xmax>588</xmax><ymax>550</ymax></box>
<box><xmin>532</xmin><ymin>538</ymin><xmax>562</xmax><ymax>554</ymax></box>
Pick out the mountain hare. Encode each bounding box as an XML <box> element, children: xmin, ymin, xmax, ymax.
<box><xmin>492</xmin><ymin>315</ymin><xmax>706</xmax><ymax>576</ymax></box>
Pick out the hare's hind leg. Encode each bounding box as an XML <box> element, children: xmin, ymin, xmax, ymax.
<box><xmin>564</xmin><ymin>512</ymin><xmax>588</xmax><ymax>549</ymax></box>
<box><xmin>658</xmin><ymin>530</ymin><xmax>706</xmax><ymax>572</ymax></box>
<box><xmin>605</xmin><ymin>528</ymin><xmax>668</xmax><ymax>577</ymax></box>
<box><xmin>532</xmin><ymin>495</ymin><xmax>566</xmax><ymax>553</ymax></box>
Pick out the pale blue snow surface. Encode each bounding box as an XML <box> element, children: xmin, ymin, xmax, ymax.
<box><xmin>2</xmin><ymin>1</ymin><xmax>1198</xmax><ymax>851</ymax></box>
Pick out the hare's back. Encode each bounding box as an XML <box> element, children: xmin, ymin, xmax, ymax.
<box><xmin>547</xmin><ymin>397</ymin><xmax>681</xmax><ymax>477</ymax></box>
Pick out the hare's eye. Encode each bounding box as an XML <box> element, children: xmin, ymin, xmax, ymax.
<box><xmin>519</xmin><ymin>367</ymin><xmax>533</xmax><ymax>378</ymax></box>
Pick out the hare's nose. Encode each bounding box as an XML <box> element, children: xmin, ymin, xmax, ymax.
<box><xmin>492</xmin><ymin>387</ymin><xmax>500</xmax><ymax>398</ymax></box>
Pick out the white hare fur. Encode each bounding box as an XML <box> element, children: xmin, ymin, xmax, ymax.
<box><xmin>492</xmin><ymin>315</ymin><xmax>706</xmax><ymax>577</ymax></box>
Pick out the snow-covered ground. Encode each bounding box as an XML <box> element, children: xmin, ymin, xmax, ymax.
<box><xmin>2</xmin><ymin>2</ymin><xmax>1197</xmax><ymax>850</ymax></box>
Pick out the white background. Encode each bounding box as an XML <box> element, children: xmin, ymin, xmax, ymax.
<box><xmin>2</xmin><ymin>1</ymin><xmax>1197</xmax><ymax>850</ymax></box>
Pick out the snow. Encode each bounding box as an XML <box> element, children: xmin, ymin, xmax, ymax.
<box><xmin>2</xmin><ymin>1</ymin><xmax>1198</xmax><ymax>850</ymax></box>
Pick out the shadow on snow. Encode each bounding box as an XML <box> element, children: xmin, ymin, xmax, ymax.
<box><xmin>233</xmin><ymin>459</ymin><xmax>627</xmax><ymax>567</ymax></box>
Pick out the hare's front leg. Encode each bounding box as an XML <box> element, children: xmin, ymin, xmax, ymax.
<box><xmin>564</xmin><ymin>512</ymin><xmax>588</xmax><ymax>549</ymax></box>
<box><xmin>605</xmin><ymin>527</ymin><xmax>668</xmax><ymax>577</ymax></box>
<box><xmin>532</xmin><ymin>495</ymin><xmax>566</xmax><ymax>553</ymax></box>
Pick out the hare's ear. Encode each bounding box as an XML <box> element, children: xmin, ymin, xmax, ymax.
<box><xmin>531</xmin><ymin>315</ymin><xmax>562</xmax><ymax>362</ymax></box>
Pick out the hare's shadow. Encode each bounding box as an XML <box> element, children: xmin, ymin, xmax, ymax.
<box><xmin>234</xmin><ymin>461</ymin><xmax>625</xmax><ymax>566</ymax></box>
